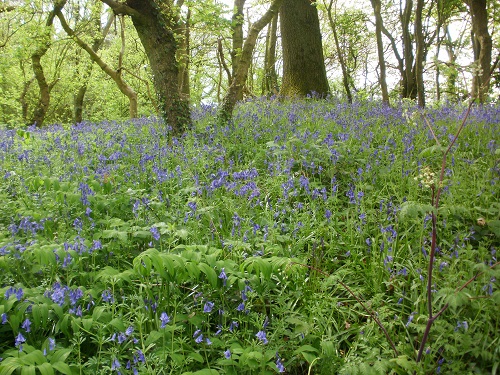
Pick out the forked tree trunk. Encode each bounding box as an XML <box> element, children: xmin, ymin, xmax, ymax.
<box><xmin>370</xmin><ymin>0</ymin><xmax>390</xmax><ymax>104</ymax></box>
<box><xmin>280</xmin><ymin>0</ymin><xmax>329</xmax><ymax>97</ymax></box>
<box><xmin>30</xmin><ymin>0</ymin><xmax>68</xmax><ymax>127</ymax></box>
<box><xmin>415</xmin><ymin>0</ymin><xmax>425</xmax><ymax>107</ymax></box>
<box><xmin>218</xmin><ymin>0</ymin><xmax>283</xmax><ymax>123</ymax></box>
<box><xmin>262</xmin><ymin>12</ymin><xmax>278</xmax><ymax>96</ymax></box>
<box><xmin>100</xmin><ymin>0</ymin><xmax>190</xmax><ymax>135</ymax></box>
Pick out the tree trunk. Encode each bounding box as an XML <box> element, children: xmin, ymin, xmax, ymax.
<box><xmin>370</xmin><ymin>0</ymin><xmax>390</xmax><ymax>104</ymax></box>
<box><xmin>280</xmin><ymin>0</ymin><xmax>329</xmax><ymax>97</ymax></box>
<box><xmin>218</xmin><ymin>0</ymin><xmax>283</xmax><ymax>123</ymax></box>
<box><xmin>30</xmin><ymin>0</ymin><xmax>68</xmax><ymax>127</ymax></box>
<box><xmin>100</xmin><ymin>0</ymin><xmax>190</xmax><ymax>135</ymax></box>
<box><xmin>262</xmin><ymin>12</ymin><xmax>278</xmax><ymax>96</ymax></box>
<box><xmin>176</xmin><ymin>8</ymin><xmax>191</xmax><ymax>101</ymax></box>
<box><xmin>400</xmin><ymin>0</ymin><xmax>416</xmax><ymax>99</ymax></box>
<box><xmin>231</xmin><ymin>0</ymin><xmax>246</xmax><ymax>98</ymax></box>
<box><xmin>56</xmin><ymin>11</ymin><xmax>138</xmax><ymax>119</ymax></box>
<box><xmin>326</xmin><ymin>0</ymin><xmax>352</xmax><ymax>103</ymax></box>
<box><xmin>415</xmin><ymin>0</ymin><xmax>425</xmax><ymax>106</ymax></box>
<box><xmin>466</xmin><ymin>0</ymin><xmax>492</xmax><ymax>102</ymax></box>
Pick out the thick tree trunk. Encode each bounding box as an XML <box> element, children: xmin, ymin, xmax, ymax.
<box><xmin>125</xmin><ymin>1</ymin><xmax>188</xmax><ymax>129</ymax></box>
<box><xmin>218</xmin><ymin>0</ymin><xmax>283</xmax><ymax>123</ymax></box>
<box><xmin>370</xmin><ymin>0</ymin><xmax>390</xmax><ymax>104</ymax></box>
<box><xmin>466</xmin><ymin>0</ymin><xmax>492</xmax><ymax>102</ymax></box>
<box><xmin>280</xmin><ymin>0</ymin><xmax>329</xmax><ymax>97</ymax></box>
<box><xmin>100</xmin><ymin>0</ymin><xmax>191</xmax><ymax>135</ymax></box>
<box><xmin>415</xmin><ymin>0</ymin><xmax>425</xmax><ymax>107</ymax></box>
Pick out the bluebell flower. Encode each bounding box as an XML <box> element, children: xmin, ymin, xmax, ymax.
<box><xmin>195</xmin><ymin>333</ymin><xmax>203</xmax><ymax>344</ymax></box>
<box><xmin>224</xmin><ymin>349</ymin><xmax>231</xmax><ymax>359</ymax></box>
<box><xmin>203</xmin><ymin>301</ymin><xmax>214</xmax><ymax>313</ymax></box>
<box><xmin>276</xmin><ymin>353</ymin><xmax>285</xmax><ymax>373</ymax></box>
<box><xmin>160</xmin><ymin>312</ymin><xmax>170</xmax><ymax>328</ymax></box>
<box><xmin>150</xmin><ymin>226</ymin><xmax>160</xmax><ymax>241</ymax></box>
<box><xmin>236</xmin><ymin>302</ymin><xmax>245</xmax><ymax>312</ymax></box>
<box><xmin>256</xmin><ymin>330</ymin><xmax>268</xmax><ymax>344</ymax></box>
<box><xmin>111</xmin><ymin>358</ymin><xmax>120</xmax><ymax>370</ymax></box>
<box><xmin>134</xmin><ymin>350</ymin><xmax>145</xmax><ymax>363</ymax></box>
<box><xmin>21</xmin><ymin>318</ymin><xmax>31</xmax><ymax>333</ymax></box>
<box><xmin>125</xmin><ymin>326</ymin><xmax>134</xmax><ymax>336</ymax></box>
<box><xmin>49</xmin><ymin>338</ymin><xmax>56</xmax><ymax>351</ymax></box>
<box><xmin>205</xmin><ymin>337</ymin><xmax>212</xmax><ymax>345</ymax></box>
<box><xmin>102</xmin><ymin>290</ymin><xmax>114</xmax><ymax>303</ymax></box>
<box><xmin>218</xmin><ymin>268</ymin><xmax>227</xmax><ymax>286</ymax></box>
<box><xmin>229</xmin><ymin>321</ymin><xmax>238</xmax><ymax>332</ymax></box>
<box><xmin>1</xmin><ymin>313</ymin><xmax>7</xmax><ymax>324</ymax></box>
<box><xmin>406</xmin><ymin>312</ymin><xmax>416</xmax><ymax>327</ymax></box>
<box><xmin>15</xmin><ymin>332</ymin><xmax>26</xmax><ymax>351</ymax></box>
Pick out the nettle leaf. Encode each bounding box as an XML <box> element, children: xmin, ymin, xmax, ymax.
<box><xmin>487</xmin><ymin>220</ymin><xmax>500</xmax><ymax>238</ymax></box>
<box><xmin>444</xmin><ymin>291</ymin><xmax>470</xmax><ymax>310</ymax></box>
<box><xmin>399</xmin><ymin>201</ymin><xmax>435</xmax><ymax>220</ymax></box>
<box><xmin>418</xmin><ymin>145</ymin><xmax>447</xmax><ymax>158</ymax></box>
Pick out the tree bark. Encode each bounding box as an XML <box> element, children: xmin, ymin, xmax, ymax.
<box><xmin>369</xmin><ymin>0</ymin><xmax>390</xmax><ymax>104</ymax></box>
<box><xmin>100</xmin><ymin>0</ymin><xmax>190</xmax><ymax>135</ymax></box>
<box><xmin>465</xmin><ymin>0</ymin><xmax>492</xmax><ymax>102</ymax></box>
<box><xmin>280</xmin><ymin>0</ymin><xmax>329</xmax><ymax>98</ymax></box>
<box><xmin>218</xmin><ymin>0</ymin><xmax>283</xmax><ymax>123</ymax></box>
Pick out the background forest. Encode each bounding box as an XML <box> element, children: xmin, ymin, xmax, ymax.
<box><xmin>0</xmin><ymin>0</ymin><xmax>499</xmax><ymax>128</ymax></box>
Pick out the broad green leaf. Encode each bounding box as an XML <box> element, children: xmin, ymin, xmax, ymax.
<box><xmin>198</xmin><ymin>263</ymin><xmax>218</xmax><ymax>288</ymax></box>
<box><xmin>49</xmin><ymin>349</ymin><xmax>72</xmax><ymax>364</ymax></box>
<box><xmin>51</xmin><ymin>362</ymin><xmax>72</xmax><ymax>375</ymax></box>
<box><xmin>20</xmin><ymin>365</ymin><xmax>36</xmax><ymax>375</ymax></box>
<box><xmin>145</xmin><ymin>330</ymin><xmax>163</xmax><ymax>347</ymax></box>
<box><xmin>36</xmin><ymin>363</ymin><xmax>54</xmax><ymax>375</ymax></box>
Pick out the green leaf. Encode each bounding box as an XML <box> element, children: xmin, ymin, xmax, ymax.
<box><xmin>36</xmin><ymin>363</ymin><xmax>54</xmax><ymax>375</ymax></box>
<box><xmin>31</xmin><ymin>304</ymin><xmax>49</xmax><ymax>330</ymax></box>
<box><xmin>20</xmin><ymin>365</ymin><xmax>36</xmax><ymax>375</ymax></box>
<box><xmin>418</xmin><ymin>145</ymin><xmax>447</xmax><ymax>158</ymax></box>
<box><xmin>0</xmin><ymin>357</ymin><xmax>23</xmax><ymax>375</ymax></box>
<box><xmin>49</xmin><ymin>349</ymin><xmax>72</xmax><ymax>364</ymax></box>
<box><xmin>145</xmin><ymin>330</ymin><xmax>163</xmax><ymax>347</ymax></box>
<box><xmin>22</xmin><ymin>350</ymin><xmax>46</xmax><ymax>366</ymax></box>
<box><xmin>108</xmin><ymin>318</ymin><xmax>126</xmax><ymax>332</ymax></box>
<box><xmin>193</xmin><ymin>369</ymin><xmax>220</xmax><ymax>375</ymax></box>
<box><xmin>51</xmin><ymin>362</ymin><xmax>72</xmax><ymax>375</ymax></box>
<box><xmin>188</xmin><ymin>352</ymin><xmax>204</xmax><ymax>363</ymax></box>
<box><xmin>198</xmin><ymin>263</ymin><xmax>218</xmax><ymax>288</ymax></box>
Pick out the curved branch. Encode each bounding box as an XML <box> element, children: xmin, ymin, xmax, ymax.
<box><xmin>99</xmin><ymin>0</ymin><xmax>144</xmax><ymax>19</ymax></box>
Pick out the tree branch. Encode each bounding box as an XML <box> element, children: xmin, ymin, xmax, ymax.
<box><xmin>99</xmin><ymin>0</ymin><xmax>143</xmax><ymax>19</ymax></box>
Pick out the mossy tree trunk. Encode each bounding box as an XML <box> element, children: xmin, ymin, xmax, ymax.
<box><xmin>100</xmin><ymin>0</ymin><xmax>190</xmax><ymax>135</ymax></box>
